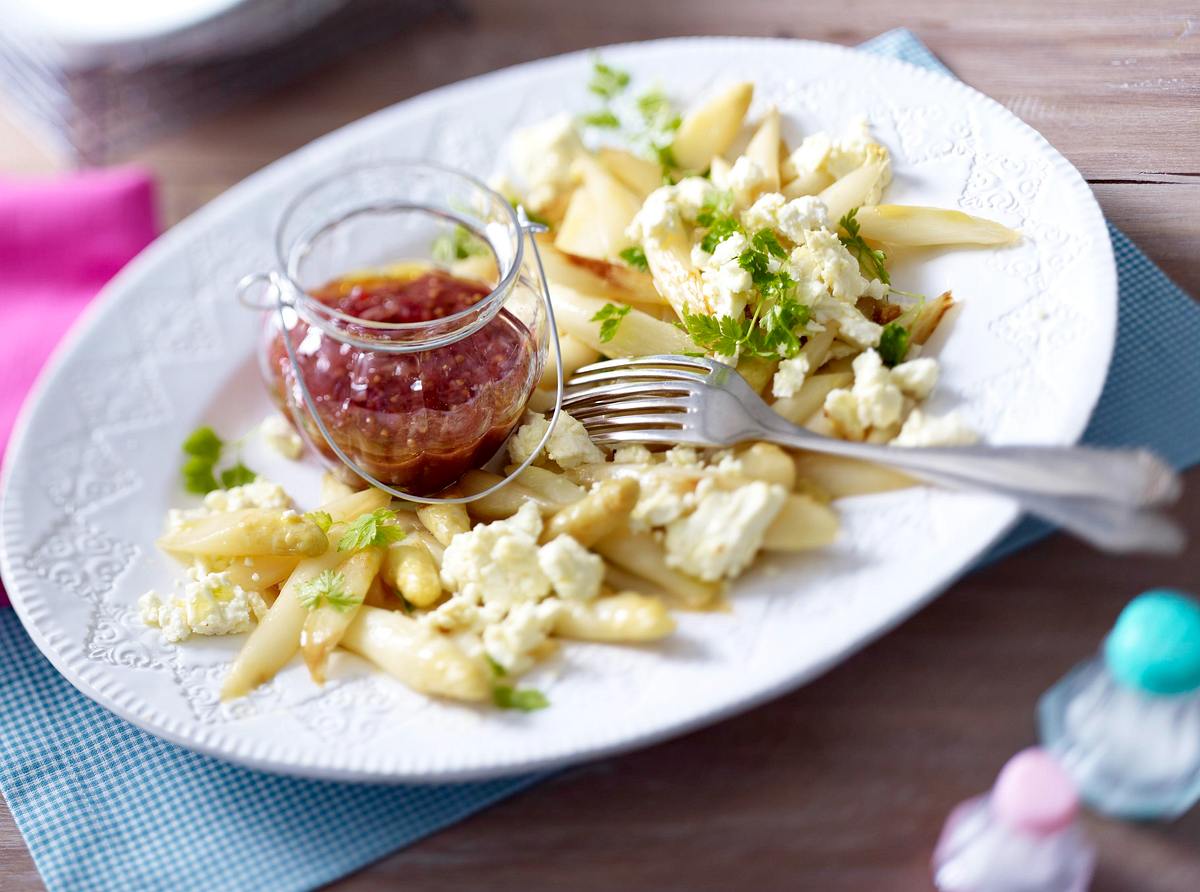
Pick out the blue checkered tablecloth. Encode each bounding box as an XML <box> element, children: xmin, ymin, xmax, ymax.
<box><xmin>0</xmin><ymin>28</ymin><xmax>1196</xmax><ymax>892</ymax></box>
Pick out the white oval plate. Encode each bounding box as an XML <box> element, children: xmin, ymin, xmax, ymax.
<box><xmin>0</xmin><ymin>38</ymin><xmax>1115</xmax><ymax>783</ymax></box>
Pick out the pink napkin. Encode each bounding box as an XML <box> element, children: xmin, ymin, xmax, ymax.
<box><xmin>0</xmin><ymin>167</ymin><xmax>157</xmax><ymax>605</ymax></box>
<box><xmin>0</xmin><ymin>166</ymin><xmax>157</xmax><ymax>455</ymax></box>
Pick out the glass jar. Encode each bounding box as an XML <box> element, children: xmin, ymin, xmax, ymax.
<box><xmin>238</xmin><ymin>162</ymin><xmax>560</xmax><ymax>500</ymax></box>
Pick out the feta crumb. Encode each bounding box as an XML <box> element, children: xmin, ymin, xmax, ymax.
<box><xmin>699</xmin><ymin>230</ymin><xmax>753</xmax><ymax>318</ymax></box>
<box><xmin>894</xmin><ymin>409</ymin><xmax>980</xmax><ymax>447</ymax></box>
<box><xmin>508</xmin><ymin>114</ymin><xmax>585</xmax><ymax>213</ymax></box>
<box><xmin>483</xmin><ymin>600</ymin><xmax>561</xmax><ymax>675</ymax></box>
<box><xmin>630</xmin><ymin>473</ymin><xmax>698</xmax><ymax>532</ymax></box>
<box><xmin>799</xmin><ymin>229</ymin><xmax>872</xmax><ymax>302</ymax></box>
<box><xmin>139</xmin><ymin>570</ymin><xmax>267</xmax><ymax>643</ymax></box>
<box><xmin>889</xmin><ymin>357</ymin><xmax>939</xmax><ymax>400</ymax></box>
<box><xmin>629</xmin><ymin>177</ymin><xmax>718</xmax><ymax>243</ymax></box>
<box><xmin>772</xmin><ymin>352</ymin><xmax>814</xmax><ymax>399</ymax></box>
<box><xmin>508</xmin><ymin>411</ymin><xmax>605</xmax><ymax>469</ymax></box>
<box><xmin>203</xmin><ymin>479</ymin><xmax>291</xmax><ymax>514</ymax></box>
<box><xmin>440</xmin><ymin>502</ymin><xmax>551</xmax><ymax>608</ymax></box>
<box><xmin>742</xmin><ymin>193</ymin><xmax>830</xmax><ymax>241</ymax></box>
<box><xmin>166</xmin><ymin>478</ymin><xmax>292</xmax><ymax>534</ymax></box>
<box><xmin>260</xmin><ymin>414</ymin><xmax>304</xmax><ymax>460</ymax></box>
<box><xmin>664</xmin><ymin>446</ymin><xmax>701</xmax><ymax>467</ymax></box>
<box><xmin>810</xmin><ymin>294</ymin><xmax>882</xmax><ymax>349</ymax></box>
<box><xmin>613</xmin><ymin>445</ymin><xmax>654</xmax><ymax>465</ymax></box>
<box><xmin>823</xmin><ymin>388</ymin><xmax>866</xmax><ymax>440</ymax></box>
<box><xmin>538</xmin><ymin>535</ymin><xmax>604</xmax><ymax>601</ymax></box>
<box><xmin>715</xmin><ymin>155</ymin><xmax>771</xmax><ymax>209</ymax></box>
<box><xmin>664</xmin><ymin>481</ymin><xmax>787</xmax><ymax>581</ymax></box>
<box><xmin>822</xmin><ymin>349</ymin><xmax>906</xmax><ymax>437</ymax></box>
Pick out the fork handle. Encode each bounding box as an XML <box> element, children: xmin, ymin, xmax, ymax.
<box><xmin>760</xmin><ymin>424</ymin><xmax>1184</xmax><ymax>553</ymax></box>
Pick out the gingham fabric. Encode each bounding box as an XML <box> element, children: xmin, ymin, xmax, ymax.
<box><xmin>0</xmin><ymin>29</ymin><xmax>1195</xmax><ymax>892</ymax></box>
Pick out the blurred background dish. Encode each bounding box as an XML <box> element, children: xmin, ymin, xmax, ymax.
<box><xmin>0</xmin><ymin>0</ymin><xmax>440</xmax><ymax>162</ymax></box>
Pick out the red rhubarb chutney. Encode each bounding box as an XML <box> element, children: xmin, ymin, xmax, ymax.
<box><xmin>266</xmin><ymin>268</ymin><xmax>539</xmax><ymax>494</ymax></box>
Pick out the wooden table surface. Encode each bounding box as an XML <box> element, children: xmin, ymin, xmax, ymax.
<box><xmin>1</xmin><ymin>2</ymin><xmax>1198</xmax><ymax>889</ymax></box>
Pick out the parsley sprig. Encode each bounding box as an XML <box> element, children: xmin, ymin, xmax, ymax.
<box><xmin>338</xmin><ymin>508</ymin><xmax>407</xmax><ymax>552</ymax></box>
<box><xmin>180</xmin><ymin>426</ymin><xmax>258</xmax><ymax>495</ymax></box>
<box><xmin>591</xmin><ymin>303</ymin><xmax>632</xmax><ymax>343</ymax></box>
<box><xmin>618</xmin><ymin>245</ymin><xmax>649</xmax><ymax>272</ymax></box>
<box><xmin>877</xmin><ymin>322</ymin><xmax>912</xmax><ymax>366</ymax></box>
<box><xmin>579</xmin><ymin>58</ymin><xmax>682</xmax><ymax>181</ymax></box>
<box><xmin>682</xmin><ymin>227</ymin><xmax>811</xmax><ymax>361</ymax></box>
<box><xmin>838</xmin><ymin>208</ymin><xmax>890</xmax><ymax>285</ymax></box>
<box><xmin>493</xmin><ymin>684</ymin><xmax>549</xmax><ymax>712</ymax></box>
<box><xmin>298</xmin><ymin>570</ymin><xmax>361</xmax><ymax>613</ymax></box>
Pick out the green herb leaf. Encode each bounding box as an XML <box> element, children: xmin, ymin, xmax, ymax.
<box><xmin>699</xmin><ymin>215</ymin><xmax>744</xmax><ymax>254</ymax></box>
<box><xmin>485</xmin><ymin>655</ymin><xmax>508</xmax><ymax>678</ymax></box>
<box><xmin>877</xmin><ymin>322</ymin><xmax>911</xmax><ymax>367</ymax></box>
<box><xmin>635</xmin><ymin>89</ymin><xmax>680</xmax><ymax>133</ymax></box>
<box><xmin>591</xmin><ymin>302</ymin><xmax>632</xmax><ymax>343</ymax></box>
<box><xmin>305</xmin><ymin>510</ymin><xmax>333</xmax><ymax>533</ymax></box>
<box><xmin>588</xmin><ymin>58</ymin><xmax>630</xmax><ymax>99</ymax></box>
<box><xmin>298</xmin><ymin>569</ymin><xmax>361</xmax><ymax>612</ymax></box>
<box><xmin>493</xmin><ymin>684</ymin><xmax>548</xmax><ymax>711</ymax></box>
<box><xmin>338</xmin><ymin>508</ymin><xmax>407</xmax><ymax>551</ymax></box>
<box><xmin>181</xmin><ymin>455</ymin><xmax>220</xmax><ymax>495</ymax></box>
<box><xmin>581</xmin><ymin>109</ymin><xmax>620</xmax><ymax>128</ymax></box>
<box><xmin>219</xmin><ymin>462</ymin><xmax>257</xmax><ymax>489</ymax></box>
<box><xmin>694</xmin><ymin>191</ymin><xmax>734</xmax><ymax>227</ymax></box>
<box><xmin>181</xmin><ymin>426</ymin><xmax>224</xmax><ymax>493</ymax></box>
<box><xmin>182</xmin><ymin>426</ymin><xmax>223</xmax><ymax>462</ymax></box>
<box><xmin>618</xmin><ymin>246</ymin><xmax>649</xmax><ymax>273</ymax></box>
<box><xmin>431</xmin><ymin>225</ymin><xmax>488</xmax><ymax>264</ymax></box>
<box><xmin>838</xmin><ymin>208</ymin><xmax>890</xmax><ymax>285</ymax></box>
<box><xmin>654</xmin><ymin>143</ymin><xmax>679</xmax><ymax>178</ymax></box>
<box><xmin>751</xmin><ymin>228</ymin><xmax>788</xmax><ymax>259</ymax></box>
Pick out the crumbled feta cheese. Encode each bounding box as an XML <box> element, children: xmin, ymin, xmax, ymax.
<box><xmin>822</xmin><ymin>349</ymin><xmax>905</xmax><ymax>437</ymax></box>
<box><xmin>507</xmin><ymin>114</ymin><xmax>585</xmax><ymax>213</ymax></box>
<box><xmin>783</xmin><ymin>117</ymin><xmax>890</xmax><ymax>184</ymax></box>
<box><xmin>613</xmin><ymin>445</ymin><xmax>654</xmax><ymax>465</ymax></box>
<box><xmin>629</xmin><ymin>177</ymin><xmax>719</xmax><ymax>243</ymax></box>
<box><xmin>165</xmin><ymin>478</ymin><xmax>292</xmax><ymax>533</ymax></box>
<box><xmin>664</xmin><ymin>446</ymin><xmax>701</xmax><ymax>466</ymax></box>
<box><xmin>630</xmin><ymin>472</ymin><xmax>698</xmax><ymax>532</ymax></box>
<box><xmin>139</xmin><ymin>570</ymin><xmax>268</xmax><ymax>643</ymax></box>
<box><xmin>894</xmin><ymin>409</ymin><xmax>980</xmax><ymax>447</ymax></box>
<box><xmin>664</xmin><ymin>481</ymin><xmax>787</xmax><ymax>581</ymax></box>
<box><xmin>203</xmin><ymin>479</ymin><xmax>291</xmax><ymax>514</ymax></box>
<box><xmin>782</xmin><ymin>132</ymin><xmax>832</xmax><ymax>182</ymax></box>
<box><xmin>823</xmin><ymin>388</ymin><xmax>866</xmax><ymax>440</ymax></box>
<box><xmin>889</xmin><ymin>357</ymin><xmax>939</xmax><ymax>400</ymax></box>
<box><xmin>698</xmin><ymin>229</ymin><xmax>753</xmax><ymax>318</ymax></box>
<box><xmin>260</xmin><ymin>414</ymin><xmax>304</xmax><ymax>459</ymax></box>
<box><xmin>508</xmin><ymin>411</ymin><xmax>605</xmax><ymax>469</ymax></box>
<box><xmin>810</xmin><ymin>294</ymin><xmax>882</xmax><ymax>349</ymax></box>
<box><xmin>742</xmin><ymin>193</ymin><xmax>830</xmax><ymax>241</ymax></box>
<box><xmin>772</xmin><ymin>352</ymin><xmax>814</xmax><ymax>399</ymax></box>
<box><xmin>483</xmin><ymin>600</ymin><xmax>562</xmax><ymax>674</ymax></box>
<box><xmin>440</xmin><ymin>502</ymin><xmax>551</xmax><ymax>608</ymax></box>
<box><xmin>798</xmin><ymin>229</ymin><xmax>872</xmax><ymax>302</ymax></box>
<box><xmin>850</xmin><ymin>350</ymin><xmax>905</xmax><ymax>429</ymax></box>
<box><xmin>538</xmin><ymin>535</ymin><xmax>604</xmax><ymax>601</ymax></box>
<box><xmin>715</xmin><ymin>156</ymin><xmax>771</xmax><ymax>208</ymax></box>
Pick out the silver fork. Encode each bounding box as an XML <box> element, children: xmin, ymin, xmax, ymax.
<box><xmin>563</xmin><ymin>355</ymin><xmax>1184</xmax><ymax>554</ymax></box>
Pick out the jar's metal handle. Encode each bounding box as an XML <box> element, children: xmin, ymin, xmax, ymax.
<box><xmin>237</xmin><ymin>220</ymin><xmax>564</xmax><ymax>506</ymax></box>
